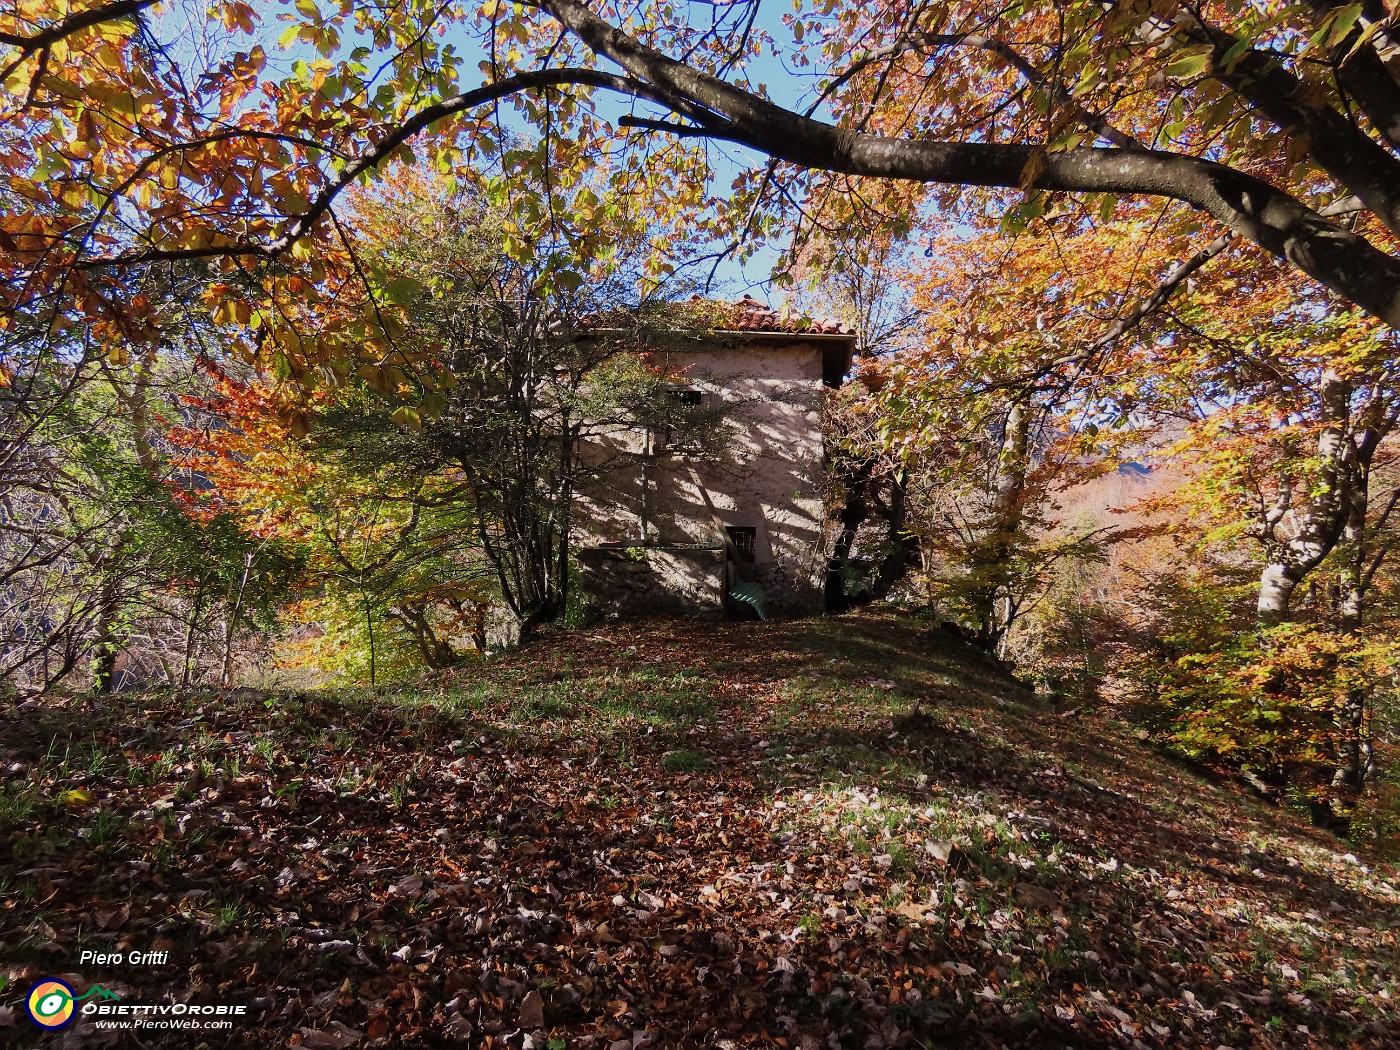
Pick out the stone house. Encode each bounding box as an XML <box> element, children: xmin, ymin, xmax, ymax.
<box><xmin>573</xmin><ymin>296</ymin><xmax>856</xmax><ymax>619</ymax></box>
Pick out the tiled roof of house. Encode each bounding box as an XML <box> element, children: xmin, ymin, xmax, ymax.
<box><xmin>703</xmin><ymin>294</ymin><xmax>857</xmax><ymax>337</ymax></box>
<box><xmin>577</xmin><ymin>296</ymin><xmax>855</xmax><ymax>386</ymax></box>
<box><xmin>579</xmin><ymin>296</ymin><xmax>856</xmax><ymax>339</ymax></box>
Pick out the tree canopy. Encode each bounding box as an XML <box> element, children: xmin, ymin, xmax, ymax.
<box><xmin>7</xmin><ymin>0</ymin><xmax>1400</xmax><ymax>381</ymax></box>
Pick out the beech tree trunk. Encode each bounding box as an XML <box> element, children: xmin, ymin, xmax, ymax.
<box><xmin>1255</xmin><ymin>370</ymin><xmax>1355</xmax><ymax>627</ymax></box>
<box><xmin>1331</xmin><ymin>471</ymin><xmax>1374</xmax><ymax>804</ymax></box>
<box><xmin>389</xmin><ymin>604</ymin><xmax>462</xmax><ymax>669</ymax></box>
<box><xmin>1247</xmin><ymin>368</ymin><xmax>1391</xmax><ymax>813</ymax></box>
<box><xmin>1255</xmin><ymin>564</ymin><xmax>1301</xmax><ymax>628</ymax></box>
<box><xmin>972</xmin><ymin>400</ymin><xmax>1031</xmax><ymax>649</ymax></box>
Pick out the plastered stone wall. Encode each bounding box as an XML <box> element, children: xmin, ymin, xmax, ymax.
<box><xmin>575</xmin><ymin>547</ymin><xmax>726</xmax><ymax>619</ymax></box>
<box><xmin>574</xmin><ymin>339</ymin><xmax>832</xmax><ymax>616</ymax></box>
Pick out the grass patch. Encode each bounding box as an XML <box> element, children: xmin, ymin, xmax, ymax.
<box><xmin>660</xmin><ymin>748</ymin><xmax>712</xmax><ymax>773</ymax></box>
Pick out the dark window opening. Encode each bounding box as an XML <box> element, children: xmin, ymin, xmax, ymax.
<box><xmin>726</xmin><ymin>526</ymin><xmax>757</xmax><ymax>563</ymax></box>
<box><xmin>657</xmin><ymin>388</ymin><xmax>704</xmax><ymax>451</ymax></box>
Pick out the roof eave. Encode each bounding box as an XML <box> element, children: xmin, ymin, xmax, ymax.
<box><xmin>707</xmin><ymin>328</ymin><xmax>857</xmax><ymax>341</ymax></box>
<box><xmin>578</xmin><ymin>326</ymin><xmax>857</xmax><ymax>387</ymax></box>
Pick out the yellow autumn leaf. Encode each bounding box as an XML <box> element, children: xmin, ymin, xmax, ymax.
<box><xmin>58</xmin><ymin>787</ymin><xmax>94</xmax><ymax>807</ymax></box>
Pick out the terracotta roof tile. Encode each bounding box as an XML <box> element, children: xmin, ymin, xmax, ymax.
<box><xmin>577</xmin><ymin>296</ymin><xmax>856</xmax><ymax>340</ymax></box>
<box><xmin>701</xmin><ymin>294</ymin><xmax>857</xmax><ymax>336</ymax></box>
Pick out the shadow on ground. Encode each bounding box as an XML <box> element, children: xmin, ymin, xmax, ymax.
<box><xmin>1</xmin><ymin>612</ymin><xmax>1397</xmax><ymax>1049</ymax></box>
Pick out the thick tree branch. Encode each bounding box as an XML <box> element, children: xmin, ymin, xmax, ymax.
<box><xmin>618</xmin><ymin>114</ymin><xmax>732</xmax><ymax>138</ymax></box>
<box><xmin>536</xmin><ymin>0</ymin><xmax>1400</xmax><ymax>331</ymax></box>
<box><xmin>0</xmin><ymin>0</ymin><xmax>157</xmax><ymax>52</ymax></box>
<box><xmin>1299</xmin><ymin>0</ymin><xmax>1400</xmax><ymax>150</ymax></box>
<box><xmin>1180</xmin><ymin>14</ymin><xmax>1400</xmax><ymax>238</ymax></box>
<box><xmin>62</xmin><ymin>2</ymin><xmax>1400</xmax><ymax>334</ymax></box>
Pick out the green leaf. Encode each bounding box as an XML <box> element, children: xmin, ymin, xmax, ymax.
<box><xmin>1219</xmin><ymin>40</ymin><xmax>1251</xmax><ymax>73</ymax></box>
<box><xmin>419</xmin><ymin>391</ymin><xmax>448</xmax><ymax>419</ymax></box>
<box><xmin>294</xmin><ymin>0</ymin><xmax>320</xmax><ymax>20</ymax></box>
<box><xmin>1323</xmin><ymin>4</ymin><xmax>1364</xmax><ymax>50</ymax></box>
<box><xmin>384</xmin><ymin>276</ymin><xmax>425</xmax><ymax>305</ymax></box>
<box><xmin>1165</xmin><ymin>50</ymin><xmax>1211</xmax><ymax>79</ymax></box>
<box><xmin>391</xmin><ymin>406</ymin><xmax>422</xmax><ymax>431</ymax></box>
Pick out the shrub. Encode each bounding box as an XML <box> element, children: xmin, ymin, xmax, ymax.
<box><xmin>1127</xmin><ymin>617</ymin><xmax>1393</xmax><ymax>811</ymax></box>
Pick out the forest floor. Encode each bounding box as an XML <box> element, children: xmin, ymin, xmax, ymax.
<box><xmin>1</xmin><ymin>611</ymin><xmax>1398</xmax><ymax>1049</ymax></box>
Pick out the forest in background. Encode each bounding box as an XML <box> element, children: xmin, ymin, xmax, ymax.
<box><xmin>4</xmin><ymin>0</ymin><xmax>1400</xmax><ymax>854</ymax></box>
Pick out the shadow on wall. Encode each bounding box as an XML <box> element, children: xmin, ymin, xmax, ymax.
<box><xmin>574</xmin><ymin>346</ymin><xmax>832</xmax><ymax>617</ymax></box>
